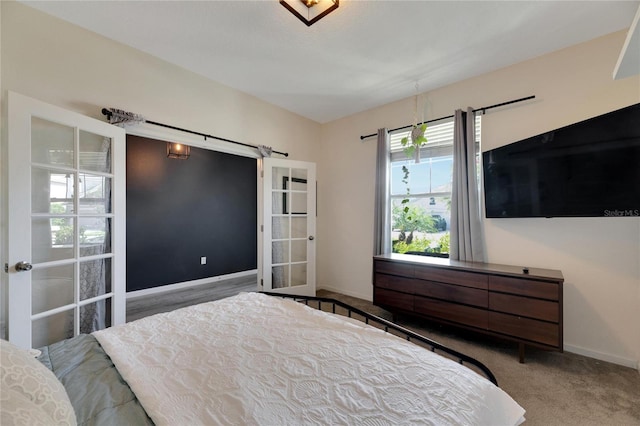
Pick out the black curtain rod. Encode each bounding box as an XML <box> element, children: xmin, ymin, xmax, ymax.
<box><xmin>101</xmin><ymin>109</ymin><xmax>289</xmax><ymax>157</ymax></box>
<box><xmin>359</xmin><ymin>95</ymin><xmax>535</xmax><ymax>140</ymax></box>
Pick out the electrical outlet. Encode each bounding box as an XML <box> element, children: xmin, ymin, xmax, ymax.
<box><xmin>200</xmin><ymin>257</ymin><xmax>206</xmax><ymax>265</ymax></box>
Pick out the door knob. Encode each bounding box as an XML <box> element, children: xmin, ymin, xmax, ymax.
<box><xmin>15</xmin><ymin>261</ymin><xmax>32</xmax><ymax>272</ymax></box>
<box><xmin>308</xmin><ymin>236</ymin><xmax>315</xmax><ymax>240</ymax></box>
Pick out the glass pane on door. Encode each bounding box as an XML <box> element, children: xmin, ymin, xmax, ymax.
<box><xmin>30</xmin><ymin>117</ymin><xmax>114</xmax><ymax>337</ymax></box>
<box><xmin>32</xmin><ymin>217</ymin><xmax>74</xmax><ymax>263</ymax></box>
<box><xmin>291</xmin><ymin>264</ymin><xmax>307</xmax><ymax>287</ymax></box>
<box><xmin>79</xmin><ymin>174</ymin><xmax>111</xmax><ymax>214</ymax></box>
<box><xmin>32</xmin><ymin>168</ymin><xmax>75</xmax><ymax>214</ymax></box>
<box><xmin>291</xmin><ymin>240</ymin><xmax>307</xmax><ymax>263</ymax></box>
<box><xmin>272</xmin><ymin>265</ymin><xmax>289</xmax><ymax>289</ymax></box>
<box><xmin>32</xmin><ymin>310</ymin><xmax>74</xmax><ymax>348</ymax></box>
<box><xmin>79</xmin><ymin>130</ymin><xmax>111</xmax><ymax>173</ymax></box>
<box><xmin>291</xmin><ymin>168</ymin><xmax>307</xmax><ymax>182</ymax></box>
<box><xmin>291</xmin><ymin>217</ymin><xmax>306</xmax><ymax>238</ymax></box>
<box><xmin>80</xmin><ymin>299</ymin><xmax>111</xmax><ymax>334</ymax></box>
<box><xmin>272</xmin><ymin>167</ymin><xmax>289</xmax><ymax>190</ymax></box>
<box><xmin>272</xmin><ymin>241</ymin><xmax>289</xmax><ymax>264</ymax></box>
<box><xmin>32</xmin><ymin>264</ymin><xmax>74</xmax><ymax>315</ymax></box>
<box><xmin>290</xmin><ymin>192</ymin><xmax>307</xmax><ymax>214</ymax></box>
<box><xmin>272</xmin><ymin>192</ymin><xmax>285</xmax><ymax>214</ymax></box>
<box><xmin>272</xmin><ymin>217</ymin><xmax>289</xmax><ymax>239</ymax></box>
<box><xmin>31</xmin><ymin>117</ymin><xmax>74</xmax><ymax>167</ymax></box>
<box><xmin>80</xmin><ymin>258</ymin><xmax>112</xmax><ymax>300</ymax></box>
<box><xmin>79</xmin><ymin>217</ymin><xmax>110</xmax><ymax>256</ymax></box>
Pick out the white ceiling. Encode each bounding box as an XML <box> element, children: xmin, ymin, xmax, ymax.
<box><xmin>21</xmin><ymin>0</ymin><xmax>640</xmax><ymax>123</ymax></box>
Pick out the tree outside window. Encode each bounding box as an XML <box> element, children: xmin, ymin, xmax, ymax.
<box><xmin>389</xmin><ymin>116</ymin><xmax>480</xmax><ymax>257</ymax></box>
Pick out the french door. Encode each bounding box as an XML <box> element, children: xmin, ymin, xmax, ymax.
<box><xmin>262</xmin><ymin>158</ymin><xmax>316</xmax><ymax>296</ymax></box>
<box><xmin>6</xmin><ymin>92</ymin><xmax>126</xmax><ymax>349</ymax></box>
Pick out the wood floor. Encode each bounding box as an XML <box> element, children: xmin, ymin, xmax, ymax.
<box><xmin>126</xmin><ymin>274</ymin><xmax>257</xmax><ymax>322</ymax></box>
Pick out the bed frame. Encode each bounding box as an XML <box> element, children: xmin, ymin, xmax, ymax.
<box><xmin>262</xmin><ymin>292</ymin><xmax>498</xmax><ymax>386</ymax></box>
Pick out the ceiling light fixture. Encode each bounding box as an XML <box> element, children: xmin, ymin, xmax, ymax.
<box><xmin>280</xmin><ymin>0</ymin><xmax>339</xmax><ymax>27</ymax></box>
<box><xmin>167</xmin><ymin>142</ymin><xmax>190</xmax><ymax>160</ymax></box>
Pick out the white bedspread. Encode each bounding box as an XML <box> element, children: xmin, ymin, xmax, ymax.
<box><xmin>94</xmin><ymin>292</ymin><xmax>525</xmax><ymax>425</ymax></box>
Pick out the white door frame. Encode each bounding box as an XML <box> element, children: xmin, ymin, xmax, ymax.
<box><xmin>6</xmin><ymin>91</ymin><xmax>126</xmax><ymax>349</ymax></box>
<box><xmin>260</xmin><ymin>157</ymin><xmax>316</xmax><ymax>296</ymax></box>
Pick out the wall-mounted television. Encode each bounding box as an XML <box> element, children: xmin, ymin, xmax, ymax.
<box><xmin>483</xmin><ymin>103</ymin><xmax>640</xmax><ymax>218</ymax></box>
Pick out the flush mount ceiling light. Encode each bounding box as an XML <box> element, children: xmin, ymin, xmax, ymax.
<box><xmin>167</xmin><ymin>142</ymin><xmax>190</xmax><ymax>159</ymax></box>
<box><xmin>280</xmin><ymin>0</ymin><xmax>339</xmax><ymax>27</ymax></box>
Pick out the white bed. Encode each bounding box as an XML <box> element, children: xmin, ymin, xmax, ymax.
<box><xmin>2</xmin><ymin>292</ymin><xmax>525</xmax><ymax>425</ymax></box>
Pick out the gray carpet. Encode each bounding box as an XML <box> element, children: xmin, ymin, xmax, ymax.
<box><xmin>318</xmin><ymin>290</ymin><xmax>640</xmax><ymax>426</ymax></box>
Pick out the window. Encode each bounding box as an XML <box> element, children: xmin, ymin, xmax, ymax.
<box><xmin>389</xmin><ymin>116</ymin><xmax>480</xmax><ymax>257</ymax></box>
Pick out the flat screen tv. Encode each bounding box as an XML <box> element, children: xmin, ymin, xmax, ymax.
<box><xmin>483</xmin><ymin>103</ymin><xmax>640</xmax><ymax>218</ymax></box>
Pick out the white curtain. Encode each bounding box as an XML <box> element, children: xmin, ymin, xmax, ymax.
<box><xmin>450</xmin><ymin>109</ymin><xmax>485</xmax><ymax>262</ymax></box>
<box><xmin>373</xmin><ymin>128</ymin><xmax>391</xmax><ymax>255</ymax></box>
<box><xmin>79</xmin><ymin>137</ymin><xmax>112</xmax><ymax>333</ymax></box>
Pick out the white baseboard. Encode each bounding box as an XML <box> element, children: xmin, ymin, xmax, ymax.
<box><xmin>563</xmin><ymin>343</ymin><xmax>638</xmax><ymax>370</ymax></box>
<box><xmin>126</xmin><ymin>270</ymin><xmax>258</xmax><ymax>300</ymax></box>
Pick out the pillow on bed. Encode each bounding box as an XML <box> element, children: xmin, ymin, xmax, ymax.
<box><xmin>0</xmin><ymin>339</ymin><xmax>76</xmax><ymax>426</ymax></box>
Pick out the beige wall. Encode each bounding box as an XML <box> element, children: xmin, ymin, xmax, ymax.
<box><xmin>2</xmin><ymin>2</ymin><xmax>639</xmax><ymax>368</ymax></box>
<box><xmin>0</xmin><ymin>2</ymin><xmax>320</xmax><ymax>337</ymax></box>
<box><xmin>318</xmin><ymin>31</ymin><xmax>640</xmax><ymax>368</ymax></box>
<box><xmin>1</xmin><ymin>2</ymin><xmax>321</xmax><ymax>160</ymax></box>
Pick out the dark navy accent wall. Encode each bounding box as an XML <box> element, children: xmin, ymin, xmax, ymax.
<box><xmin>126</xmin><ymin>135</ymin><xmax>257</xmax><ymax>292</ymax></box>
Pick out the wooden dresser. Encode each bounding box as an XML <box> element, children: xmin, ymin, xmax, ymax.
<box><xmin>373</xmin><ymin>253</ymin><xmax>564</xmax><ymax>362</ymax></box>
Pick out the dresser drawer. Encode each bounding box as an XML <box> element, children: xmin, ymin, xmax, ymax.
<box><xmin>489</xmin><ymin>312</ymin><xmax>559</xmax><ymax>347</ymax></box>
<box><xmin>414</xmin><ymin>265</ymin><xmax>488</xmax><ymax>290</ymax></box>
<box><xmin>490</xmin><ymin>293</ymin><xmax>558</xmax><ymax>322</ymax></box>
<box><xmin>414</xmin><ymin>296</ymin><xmax>488</xmax><ymax>329</ymax></box>
<box><xmin>374</xmin><ymin>273</ymin><xmax>415</xmax><ymax>294</ymax></box>
<box><xmin>489</xmin><ymin>276</ymin><xmax>559</xmax><ymax>300</ymax></box>
<box><xmin>374</xmin><ymin>288</ymin><xmax>413</xmax><ymax>312</ymax></box>
<box><xmin>372</xmin><ymin>255</ymin><xmax>563</xmax><ymax>361</ymax></box>
<box><xmin>375</xmin><ymin>260</ymin><xmax>414</xmax><ymax>278</ymax></box>
<box><xmin>415</xmin><ymin>281</ymin><xmax>488</xmax><ymax>308</ymax></box>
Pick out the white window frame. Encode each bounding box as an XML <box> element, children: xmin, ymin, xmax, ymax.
<box><xmin>388</xmin><ymin>116</ymin><xmax>481</xmax><ymax>256</ymax></box>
